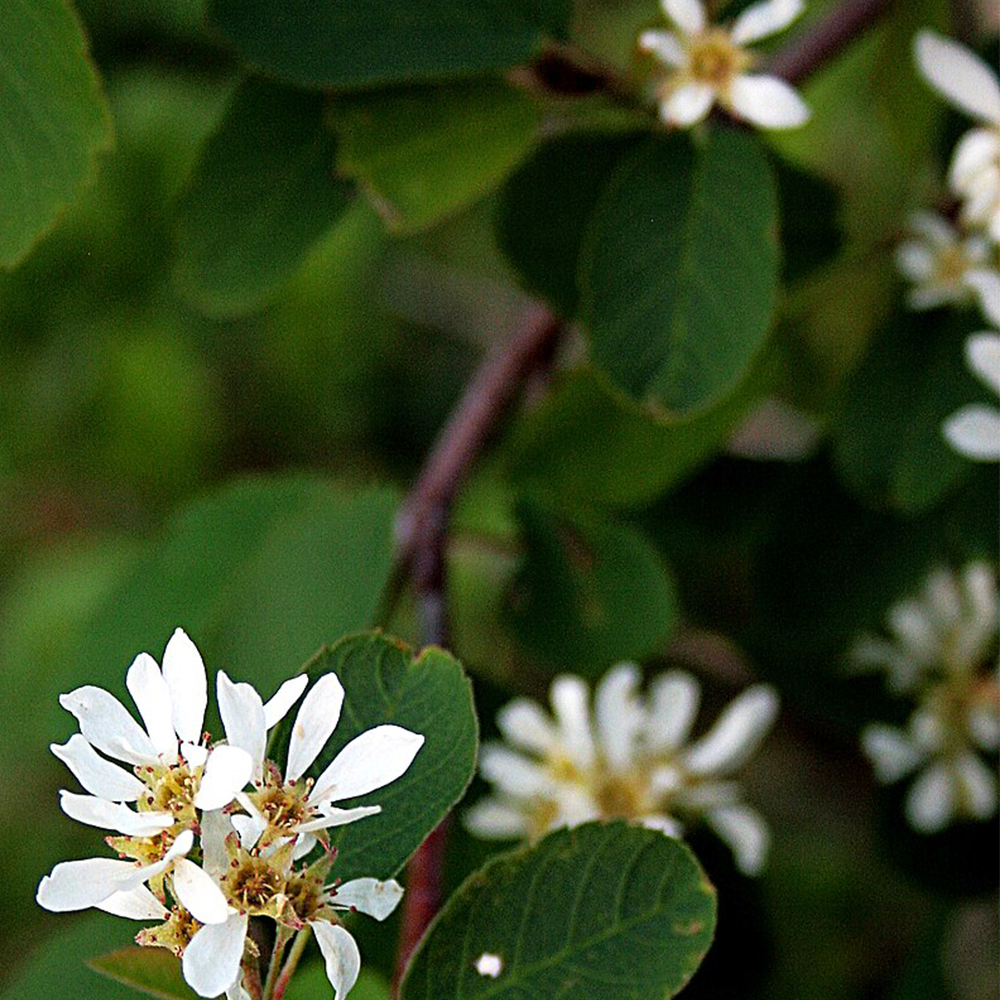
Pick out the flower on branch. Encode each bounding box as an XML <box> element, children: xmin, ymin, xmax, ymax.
<box><xmin>915</xmin><ymin>30</ymin><xmax>1000</xmax><ymax>245</ymax></box>
<box><xmin>465</xmin><ymin>664</ymin><xmax>779</xmax><ymax>875</ymax></box>
<box><xmin>638</xmin><ymin>0</ymin><xmax>811</xmax><ymax>129</ymax></box>
<box><xmin>944</xmin><ymin>270</ymin><xmax>1000</xmax><ymax>461</ymax></box>
<box><xmin>853</xmin><ymin>563</ymin><xmax>1000</xmax><ymax>833</ymax></box>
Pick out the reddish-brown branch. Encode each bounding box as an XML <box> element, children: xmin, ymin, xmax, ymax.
<box><xmin>767</xmin><ymin>0</ymin><xmax>896</xmax><ymax>84</ymax></box>
<box><xmin>391</xmin><ymin>305</ymin><xmax>562</xmax><ymax>993</ymax></box>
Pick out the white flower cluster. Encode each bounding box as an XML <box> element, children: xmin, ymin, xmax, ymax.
<box><xmin>638</xmin><ymin>0</ymin><xmax>810</xmax><ymax>130</ymax></box>
<box><xmin>36</xmin><ymin>629</ymin><xmax>424</xmax><ymax>1000</ymax></box>
<box><xmin>854</xmin><ymin>564</ymin><xmax>999</xmax><ymax>833</ymax></box>
<box><xmin>465</xmin><ymin>663</ymin><xmax>779</xmax><ymax>875</ymax></box>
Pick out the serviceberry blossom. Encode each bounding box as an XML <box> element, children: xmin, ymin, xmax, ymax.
<box><xmin>915</xmin><ymin>30</ymin><xmax>1000</xmax><ymax>243</ymax></box>
<box><xmin>638</xmin><ymin>0</ymin><xmax>810</xmax><ymax>129</ymax></box>
<box><xmin>854</xmin><ymin>564</ymin><xmax>1000</xmax><ymax>833</ymax></box>
<box><xmin>465</xmin><ymin>664</ymin><xmax>779</xmax><ymax>875</ymax></box>
<box><xmin>944</xmin><ymin>270</ymin><xmax>1000</xmax><ymax>460</ymax></box>
<box><xmin>895</xmin><ymin>211</ymin><xmax>991</xmax><ymax>310</ymax></box>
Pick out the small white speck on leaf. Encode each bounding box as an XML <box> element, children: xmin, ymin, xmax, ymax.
<box><xmin>474</xmin><ymin>953</ymin><xmax>503</xmax><ymax>978</ymax></box>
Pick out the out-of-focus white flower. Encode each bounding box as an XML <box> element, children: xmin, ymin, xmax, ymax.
<box><xmin>855</xmin><ymin>563</ymin><xmax>1000</xmax><ymax>833</ymax></box>
<box><xmin>944</xmin><ymin>270</ymin><xmax>1000</xmax><ymax>460</ymax></box>
<box><xmin>915</xmin><ymin>30</ymin><xmax>1000</xmax><ymax>243</ymax></box>
<box><xmin>465</xmin><ymin>664</ymin><xmax>779</xmax><ymax>875</ymax></box>
<box><xmin>638</xmin><ymin>0</ymin><xmax>810</xmax><ymax>129</ymax></box>
<box><xmin>895</xmin><ymin>211</ymin><xmax>991</xmax><ymax>310</ymax></box>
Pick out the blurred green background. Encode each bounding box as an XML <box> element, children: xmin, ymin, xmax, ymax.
<box><xmin>1</xmin><ymin>0</ymin><xmax>997</xmax><ymax>998</ymax></box>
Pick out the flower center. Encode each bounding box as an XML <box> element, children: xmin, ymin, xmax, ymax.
<box><xmin>688</xmin><ymin>30</ymin><xmax>749</xmax><ymax>89</ymax></box>
<box><xmin>137</xmin><ymin>760</ymin><xmax>203</xmax><ymax>824</ymax></box>
<box><xmin>136</xmin><ymin>906</ymin><xmax>201</xmax><ymax>957</ymax></box>
<box><xmin>935</xmin><ymin>244</ymin><xmax>974</xmax><ymax>287</ymax></box>
<box><xmin>284</xmin><ymin>871</ymin><xmax>326</xmax><ymax>924</ymax></box>
<box><xmin>226</xmin><ymin>854</ymin><xmax>287</xmax><ymax>913</ymax></box>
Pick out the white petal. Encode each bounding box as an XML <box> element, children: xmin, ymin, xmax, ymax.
<box><xmin>310</xmin><ymin>725</ymin><xmax>424</xmax><ymax>806</ymax></box>
<box><xmin>200</xmin><ymin>808</ymin><xmax>234</xmax><ymax>878</ymax></box>
<box><xmin>59</xmin><ymin>685</ymin><xmax>158</xmax><ymax>766</ymax></box>
<box><xmin>182</xmin><ymin>742</ymin><xmax>209</xmax><ymax>768</ymax></box>
<box><xmin>226</xmin><ymin>979</ymin><xmax>251</xmax><ymax>1000</ymax></box>
<box><xmin>594</xmin><ymin>663</ymin><xmax>644</xmax><ymax>771</ymax></box>
<box><xmin>683</xmin><ymin>685</ymin><xmax>779</xmax><ymax>776</ymax></box>
<box><xmin>292</xmin><ymin>832</ymin><xmax>317</xmax><ymax>860</ymax></box>
<box><xmin>59</xmin><ymin>791</ymin><xmax>174</xmax><ymax>837</ymax></box>
<box><xmin>50</xmin><ymin>734</ymin><xmax>143</xmax><ymax>801</ymax></box>
<box><xmin>888</xmin><ymin>601</ymin><xmax>939</xmax><ymax>662</ymax></box>
<box><xmin>910</xmin><ymin>708</ymin><xmax>947</xmax><ymax>754</ymax></box>
<box><xmin>496</xmin><ymin>698</ymin><xmax>558</xmax><ymax>756</ymax></box>
<box><xmin>549</xmin><ymin>676</ymin><xmax>595</xmax><ymax>768</ymax></box>
<box><xmin>731</xmin><ymin>0</ymin><xmax>804</xmax><ymax>45</ymax></box>
<box><xmin>298</xmin><ymin>805</ymin><xmax>381</xmax><ymax>833</ymax></box>
<box><xmin>313</xmin><ymin>922</ymin><xmax>361</xmax><ymax>1000</ymax></box>
<box><xmin>705</xmin><ymin>804</ymin><xmax>770</xmax><ymax>874</ymax></box>
<box><xmin>861</xmin><ymin>724</ymin><xmax>924</xmax><ymax>782</ymax></box>
<box><xmin>674</xmin><ymin>779</ymin><xmax>741</xmax><ymax>809</ymax></box>
<box><xmin>968</xmin><ymin>703</ymin><xmax>1000</xmax><ymax>751</ymax></box>
<box><xmin>906</xmin><ymin>761</ymin><xmax>956</xmax><ymax>833</ymax></box>
<box><xmin>908</xmin><ymin>210</ymin><xmax>957</xmax><ymax>247</ymax></box>
<box><xmin>950</xmin><ymin>129</ymin><xmax>1000</xmax><ymax>192</ymax></box>
<box><xmin>263</xmin><ymin>675</ymin><xmax>309</xmax><ymax>730</ymax></box>
<box><xmin>37</xmin><ymin>857</ymin><xmax>144</xmax><ymax>911</ymax></box>
<box><xmin>287</xmin><ymin>674</ymin><xmax>345</xmax><ymax>782</ymax></box>
<box><xmin>955</xmin><ymin>752</ymin><xmax>998</xmax><ymax>819</ymax></box>
<box><xmin>182</xmin><ymin>915</ymin><xmax>248</xmax><ymax>999</ymax></box>
<box><xmin>728</xmin><ymin>73</ymin><xmax>810</xmax><ymax>128</ymax></box>
<box><xmin>638</xmin><ymin>29</ymin><xmax>686</xmax><ymax>67</ymax></box>
<box><xmin>895</xmin><ymin>241</ymin><xmax>936</xmax><ymax>281</ymax></box>
<box><xmin>162</xmin><ymin>629</ymin><xmax>208</xmax><ymax>744</ymax></box>
<box><xmin>118</xmin><ymin>828</ymin><xmax>197</xmax><ymax>891</ymax></box>
<box><xmin>97</xmin><ymin>884</ymin><xmax>170</xmax><ymax>921</ymax></box>
<box><xmin>217</xmin><ymin>671</ymin><xmax>268</xmax><ymax>782</ymax></box>
<box><xmin>908</xmin><ymin>284</ymin><xmax>958</xmax><ymax>311</ymax></box>
<box><xmin>479</xmin><ymin>744</ymin><xmax>552</xmax><ymax>798</ymax></box>
<box><xmin>966</xmin><ymin>333</ymin><xmax>1000</xmax><ymax>394</ymax></box>
<box><xmin>914</xmin><ymin>31</ymin><xmax>1000</xmax><ymax>124</ymax></box>
<box><xmin>923</xmin><ymin>567</ymin><xmax>962</xmax><ymax>629</ymax></box>
<box><xmin>172</xmin><ymin>858</ymin><xmax>231</xmax><ymax>924</ymax></box>
<box><xmin>552</xmin><ymin>784</ymin><xmax>601</xmax><ymax>827</ymax></box>
<box><xmin>230</xmin><ymin>812</ymin><xmax>267</xmax><ymax>850</ymax></box>
<box><xmin>661</xmin><ymin>82</ymin><xmax>716</xmax><ymax>126</ymax></box>
<box><xmin>662</xmin><ymin>0</ymin><xmax>706</xmax><ymax>35</ymax></box>
<box><xmin>126</xmin><ymin>653</ymin><xmax>178</xmax><ymax>758</ymax></box>
<box><xmin>640</xmin><ymin>813</ymin><xmax>684</xmax><ymax>837</ymax></box>
<box><xmin>647</xmin><ymin>670</ymin><xmax>700</xmax><ymax>752</ymax></box>
<box><xmin>194</xmin><ymin>745</ymin><xmax>253</xmax><ymax>811</ymax></box>
<box><xmin>943</xmin><ymin>405</ymin><xmax>1000</xmax><ymax>460</ymax></box>
<box><xmin>463</xmin><ymin>798</ymin><xmax>531</xmax><ymax>839</ymax></box>
<box><xmin>965</xmin><ymin>270</ymin><xmax>1000</xmax><ymax>328</ymax></box>
<box><xmin>331</xmin><ymin>878</ymin><xmax>404</xmax><ymax>921</ymax></box>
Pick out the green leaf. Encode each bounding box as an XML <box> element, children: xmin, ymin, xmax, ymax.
<box><xmin>300</xmin><ymin>633</ymin><xmax>478</xmax><ymax>882</ymax></box>
<box><xmin>90</xmin><ymin>949</ymin><xmax>197</xmax><ymax>1000</ymax></box>
<box><xmin>580</xmin><ymin>128</ymin><xmax>780</xmax><ymax>417</ymax></box>
<box><xmin>0</xmin><ymin>0</ymin><xmax>112</xmax><ymax>267</ymax></box>
<box><xmin>400</xmin><ymin>821</ymin><xmax>716</xmax><ymax>1000</ymax></box>
<box><xmin>773</xmin><ymin>157</ymin><xmax>843</xmax><ymax>284</ymax></box>
<box><xmin>496</xmin><ymin>131</ymin><xmax>643</xmax><ymax>317</ymax></box>
<box><xmin>506</xmin><ymin>500</ymin><xmax>679</xmax><ymax>675</ymax></box>
<box><xmin>832</xmin><ymin>309</ymin><xmax>975</xmax><ymax>513</ymax></box>
<box><xmin>71</xmin><ymin>476</ymin><xmax>397</xmax><ymax>700</ymax></box>
<box><xmin>333</xmin><ymin>80</ymin><xmax>541</xmax><ymax>234</ymax></box>
<box><xmin>207</xmin><ymin>0</ymin><xmax>570</xmax><ymax>90</ymax></box>
<box><xmin>174</xmin><ymin>79</ymin><xmax>352</xmax><ymax>316</ymax></box>
<box><xmin>505</xmin><ymin>354</ymin><xmax>775</xmax><ymax>510</ymax></box>
<box><xmin>286</xmin><ymin>965</ymin><xmax>390</xmax><ymax>1000</ymax></box>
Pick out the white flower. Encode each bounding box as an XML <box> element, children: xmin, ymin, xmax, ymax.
<box><xmin>217</xmin><ymin>670</ymin><xmax>425</xmax><ymax>858</ymax></box>
<box><xmin>180</xmin><ymin>813</ymin><xmax>404</xmax><ymax>999</ymax></box>
<box><xmin>915</xmin><ymin>31</ymin><xmax>1000</xmax><ymax>243</ymax></box>
<box><xmin>895</xmin><ymin>211</ymin><xmax>991</xmax><ymax>310</ymax></box>
<box><xmin>465</xmin><ymin>664</ymin><xmax>779</xmax><ymax>875</ymax></box>
<box><xmin>944</xmin><ymin>270</ymin><xmax>1000</xmax><ymax>460</ymax></box>
<box><xmin>855</xmin><ymin>563</ymin><xmax>1000</xmax><ymax>833</ymax></box>
<box><xmin>638</xmin><ymin>0</ymin><xmax>810</xmax><ymax>129</ymax></box>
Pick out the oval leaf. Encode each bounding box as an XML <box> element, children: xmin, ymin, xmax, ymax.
<box><xmin>90</xmin><ymin>949</ymin><xmax>197</xmax><ymax>1000</ymax></box>
<box><xmin>580</xmin><ymin>128</ymin><xmax>779</xmax><ymax>416</ymax></box>
<box><xmin>401</xmin><ymin>821</ymin><xmax>716</xmax><ymax>999</ymax></box>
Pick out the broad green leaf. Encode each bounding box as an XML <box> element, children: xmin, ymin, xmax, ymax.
<box><xmin>0</xmin><ymin>0</ymin><xmax>112</xmax><ymax>266</ymax></box>
<box><xmin>832</xmin><ymin>309</ymin><xmax>975</xmax><ymax>513</ymax></box>
<box><xmin>773</xmin><ymin>158</ymin><xmax>843</xmax><ymax>284</ymax></box>
<box><xmin>505</xmin><ymin>354</ymin><xmax>775</xmax><ymax>510</ymax></box>
<box><xmin>69</xmin><ymin>476</ymin><xmax>397</xmax><ymax>706</ymax></box>
<box><xmin>580</xmin><ymin>128</ymin><xmax>780</xmax><ymax>416</ymax></box>
<box><xmin>90</xmin><ymin>949</ymin><xmax>197</xmax><ymax>1000</ymax></box>
<box><xmin>400</xmin><ymin>822</ymin><xmax>717</xmax><ymax>1000</ymax></box>
<box><xmin>332</xmin><ymin>80</ymin><xmax>541</xmax><ymax>234</ymax></box>
<box><xmin>207</xmin><ymin>0</ymin><xmax>571</xmax><ymax>90</ymax></box>
<box><xmin>506</xmin><ymin>500</ymin><xmax>679</xmax><ymax>675</ymax></box>
<box><xmin>299</xmin><ymin>633</ymin><xmax>477</xmax><ymax>882</ymax></box>
<box><xmin>174</xmin><ymin>79</ymin><xmax>352</xmax><ymax>316</ymax></box>
<box><xmin>286</xmin><ymin>965</ymin><xmax>390</xmax><ymax>1000</ymax></box>
<box><xmin>496</xmin><ymin>132</ymin><xmax>642</xmax><ymax>317</ymax></box>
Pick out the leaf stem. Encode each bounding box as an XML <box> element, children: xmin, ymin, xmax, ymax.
<box><xmin>271</xmin><ymin>926</ymin><xmax>312</xmax><ymax>1000</ymax></box>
